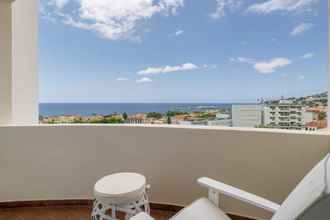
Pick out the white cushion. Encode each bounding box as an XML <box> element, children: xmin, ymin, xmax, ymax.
<box><xmin>170</xmin><ymin>198</ymin><xmax>231</xmax><ymax>220</ymax></box>
<box><xmin>130</xmin><ymin>212</ymin><xmax>155</xmax><ymax>220</ymax></box>
<box><xmin>94</xmin><ymin>172</ymin><xmax>146</xmax><ymax>204</ymax></box>
<box><xmin>271</xmin><ymin>154</ymin><xmax>330</xmax><ymax>220</ymax></box>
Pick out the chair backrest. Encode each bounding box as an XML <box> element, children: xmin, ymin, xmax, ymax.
<box><xmin>271</xmin><ymin>154</ymin><xmax>330</xmax><ymax>220</ymax></box>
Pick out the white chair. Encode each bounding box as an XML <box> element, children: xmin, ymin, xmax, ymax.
<box><xmin>131</xmin><ymin>154</ymin><xmax>330</xmax><ymax>220</ymax></box>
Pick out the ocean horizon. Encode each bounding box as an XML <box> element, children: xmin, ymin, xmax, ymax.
<box><xmin>39</xmin><ymin>103</ymin><xmax>256</xmax><ymax>117</ymax></box>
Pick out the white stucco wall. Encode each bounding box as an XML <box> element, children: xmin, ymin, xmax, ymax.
<box><xmin>0</xmin><ymin>1</ymin><xmax>12</xmax><ymax>124</ymax></box>
<box><xmin>12</xmin><ymin>0</ymin><xmax>39</xmax><ymax>124</ymax></box>
<box><xmin>0</xmin><ymin>125</ymin><xmax>329</xmax><ymax>219</ymax></box>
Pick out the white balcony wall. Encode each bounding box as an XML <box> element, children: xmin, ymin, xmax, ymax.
<box><xmin>0</xmin><ymin>125</ymin><xmax>329</xmax><ymax>219</ymax></box>
<box><xmin>11</xmin><ymin>0</ymin><xmax>39</xmax><ymax>124</ymax></box>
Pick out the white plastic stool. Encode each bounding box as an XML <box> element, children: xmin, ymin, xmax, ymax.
<box><xmin>92</xmin><ymin>173</ymin><xmax>150</xmax><ymax>220</ymax></box>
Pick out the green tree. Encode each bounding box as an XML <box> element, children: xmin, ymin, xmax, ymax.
<box><xmin>101</xmin><ymin>117</ymin><xmax>124</xmax><ymax>124</ymax></box>
<box><xmin>147</xmin><ymin>112</ymin><xmax>162</xmax><ymax>119</ymax></box>
<box><xmin>122</xmin><ymin>112</ymin><xmax>128</xmax><ymax>120</ymax></box>
<box><xmin>319</xmin><ymin>112</ymin><xmax>327</xmax><ymax>120</ymax></box>
<box><xmin>167</xmin><ymin>116</ymin><xmax>172</xmax><ymax>124</ymax></box>
<box><xmin>166</xmin><ymin>111</ymin><xmax>188</xmax><ymax>117</ymax></box>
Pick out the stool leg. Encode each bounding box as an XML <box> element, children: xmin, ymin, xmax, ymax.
<box><xmin>112</xmin><ymin>205</ymin><xmax>116</xmax><ymax>219</ymax></box>
<box><xmin>143</xmin><ymin>191</ymin><xmax>150</xmax><ymax>214</ymax></box>
<box><xmin>91</xmin><ymin>200</ymin><xmax>115</xmax><ymax>220</ymax></box>
<box><xmin>91</xmin><ymin>200</ymin><xmax>98</xmax><ymax>220</ymax></box>
<box><xmin>123</xmin><ymin>191</ymin><xmax>150</xmax><ymax>220</ymax></box>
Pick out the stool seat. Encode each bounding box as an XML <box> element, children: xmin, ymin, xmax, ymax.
<box><xmin>94</xmin><ymin>172</ymin><xmax>146</xmax><ymax>204</ymax></box>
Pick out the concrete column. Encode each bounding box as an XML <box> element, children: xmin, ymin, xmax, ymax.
<box><xmin>12</xmin><ymin>0</ymin><xmax>39</xmax><ymax>124</ymax></box>
<box><xmin>0</xmin><ymin>1</ymin><xmax>13</xmax><ymax>124</ymax></box>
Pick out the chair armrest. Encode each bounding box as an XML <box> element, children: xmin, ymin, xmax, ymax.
<box><xmin>130</xmin><ymin>212</ymin><xmax>155</xmax><ymax>220</ymax></box>
<box><xmin>198</xmin><ymin>177</ymin><xmax>280</xmax><ymax>213</ymax></box>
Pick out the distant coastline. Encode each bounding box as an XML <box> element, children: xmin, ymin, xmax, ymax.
<box><xmin>39</xmin><ymin>103</ymin><xmax>253</xmax><ymax>117</ymax></box>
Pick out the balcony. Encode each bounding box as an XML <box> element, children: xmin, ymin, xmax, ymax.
<box><xmin>0</xmin><ymin>124</ymin><xmax>329</xmax><ymax>220</ymax></box>
<box><xmin>0</xmin><ymin>1</ymin><xmax>330</xmax><ymax>220</ymax></box>
<box><xmin>278</xmin><ymin>118</ymin><xmax>289</xmax><ymax>122</ymax></box>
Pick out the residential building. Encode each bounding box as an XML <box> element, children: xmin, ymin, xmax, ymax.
<box><xmin>207</xmin><ymin>119</ymin><xmax>232</xmax><ymax>127</ymax></box>
<box><xmin>127</xmin><ymin>114</ymin><xmax>147</xmax><ymax>124</ymax></box>
<box><xmin>216</xmin><ymin>113</ymin><xmax>230</xmax><ymax>120</ymax></box>
<box><xmin>231</xmin><ymin>105</ymin><xmax>263</xmax><ymax>128</ymax></box>
<box><xmin>263</xmin><ymin>100</ymin><xmax>313</xmax><ymax>130</ymax></box>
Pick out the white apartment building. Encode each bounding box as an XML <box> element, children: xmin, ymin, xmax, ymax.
<box><xmin>216</xmin><ymin>113</ymin><xmax>230</xmax><ymax>120</ymax></box>
<box><xmin>232</xmin><ymin>105</ymin><xmax>263</xmax><ymax>128</ymax></box>
<box><xmin>263</xmin><ymin>100</ymin><xmax>314</xmax><ymax>130</ymax></box>
<box><xmin>207</xmin><ymin>119</ymin><xmax>232</xmax><ymax>127</ymax></box>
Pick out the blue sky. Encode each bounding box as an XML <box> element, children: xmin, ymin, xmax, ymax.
<box><xmin>39</xmin><ymin>0</ymin><xmax>328</xmax><ymax>103</ymax></box>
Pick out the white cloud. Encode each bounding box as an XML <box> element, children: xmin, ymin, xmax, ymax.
<box><xmin>49</xmin><ymin>0</ymin><xmax>70</xmax><ymax>9</ymax></box>
<box><xmin>254</xmin><ymin>58</ymin><xmax>292</xmax><ymax>74</ymax></box>
<box><xmin>203</xmin><ymin>64</ymin><xmax>217</xmax><ymax>69</ymax></box>
<box><xmin>230</xmin><ymin>57</ymin><xmax>255</xmax><ymax>64</ymax></box>
<box><xmin>40</xmin><ymin>2</ymin><xmax>57</xmax><ymax>23</ymax></box>
<box><xmin>232</xmin><ymin>57</ymin><xmax>292</xmax><ymax>74</ymax></box>
<box><xmin>159</xmin><ymin>0</ymin><xmax>184</xmax><ymax>14</ymax></box>
<box><xmin>46</xmin><ymin>0</ymin><xmax>184</xmax><ymax>41</ymax></box>
<box><xmin>298</xmin><ymin>75</ymin><xmax>305</xmax><ymax>80</ymax></box>
<box><xmin>211</xmin><ymin>0</ymin><xmax>242</xmax><ymax>19</ymax></box>
<box><xmin>117</xmin><ymin>77</ymin><xmax>129</xmax><ymax>81</ymax></box>
<box><xmin>137</xmin><ymin>63</ymin><xmax>199</xmax><ymax>75</ymax></box>
<box><xmin>174</xmin><ymin>30</ymin><xmax>184</xmax><ymax>36</ymax></box>
<box><xmin>290</xmin><ymin>22</ymin><xmax>314</xmax><ymax>36</ymax></box>
<box><xmin>248</xmin><ymin>0</ymin><xmax>318</xmax><ymax>14</ymax></box>
<box><xmin>237</xmin><ymin>57</ymin><xmax>255</xmax><ymax>64</ymax></box>
<box><xmin>301</xmin><ymin>52</ymin><xmax>315</xmax><ymax>59</ymax></box>
<box><xmin>170</xmin><ymin>29</ymin><xmax>184</xmax><ymax>37</ymax></box>
<box><xmin>136</xmin><ymin>77</ymin><xmax>153</xmax><ymax>83</ymax></box>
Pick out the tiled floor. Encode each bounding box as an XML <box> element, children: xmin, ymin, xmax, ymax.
<box><xmin>0</xmin><ymin>206</ymin><xmax>254</xmax><ymax>220</ymax></box>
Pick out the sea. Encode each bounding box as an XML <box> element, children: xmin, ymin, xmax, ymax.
<box><xmin>39</xmin><ymin>103</ymin><xmax>244</xmax><ymax>117</ymax></box>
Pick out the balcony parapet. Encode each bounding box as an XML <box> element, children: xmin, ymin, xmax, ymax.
<box><xmin>0</xmin><ymin>124</ymin><xmax>329</xmax><ymax>219</ymax></box>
